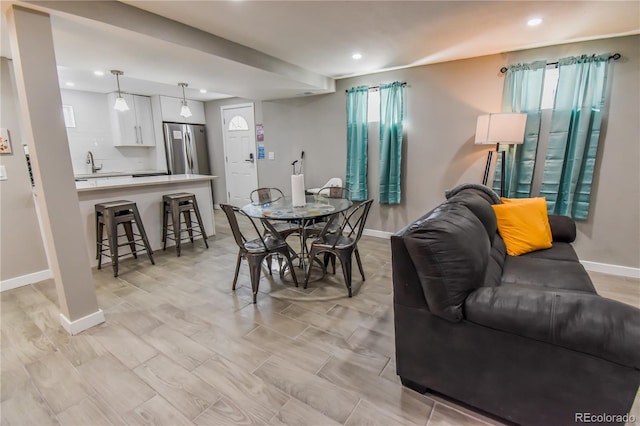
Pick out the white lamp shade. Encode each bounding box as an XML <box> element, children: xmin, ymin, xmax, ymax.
<box><xmin>475</xmin><ymin>112</ymin><xmax>527</xmax><ymax>145</ymax></box>
<box><xmin>180</xmin><ymin>104</ymin><xmax>193</xmax><ymax>118</ymax></box>
<box><xmin>113</xmin><ymin>96</ymin><xmax>130</xmax><ymax>112</ymax></box>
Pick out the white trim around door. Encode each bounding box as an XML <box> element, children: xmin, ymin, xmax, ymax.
<box><xmin>220</xmin><ymin>103</ymin><xmax>258</xmax><ymax>206</ymax></box>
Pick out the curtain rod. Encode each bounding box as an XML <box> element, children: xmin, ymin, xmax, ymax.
<box><xmin>500</xmin><ymin>53</ymin><xmax>621</xmax><ymax>74</ymax></box>
<box><xmin>345</xmin><ymin>81</ymin><xmax>407</xmax><ymax>93</ymax></box>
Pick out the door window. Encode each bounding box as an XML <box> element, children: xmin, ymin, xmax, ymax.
<box><xmin>228</xmin><ymin>116</ymin><xmax>249</xmax><ymax>131</ymax></box>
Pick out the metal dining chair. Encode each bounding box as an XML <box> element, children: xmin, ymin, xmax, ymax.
<box><xmin>305</xmin><ymin>186</ymin><xmax>352</xmax><ymax>238</ymax></box>
<box><xmin>304</xmin><ymin>199</ymin><xmax>374</xmax><ymax>297</ymax></box>
<box><xmin>220</xmin><ymin>203</ymin><xmax>299</xmax><ymax>303</ymax></box>
<box><xmin>249</xmin><ymin>187</ymin><xmax>301</xmax><ymax>271</ymax></box>
<box><xmin>249</xmin><ymin>187</ymin><xmax>299</xmax><ymax>239</ymax></box>
<box><xmin>250</xmin><ymin>187</ymin><xmax>284</xmax><ymax>204</ymax></box>
<box><xmin>306</xmin><ymin>177</ymin><xmax>343</xmax><ymax>195</ymax></box>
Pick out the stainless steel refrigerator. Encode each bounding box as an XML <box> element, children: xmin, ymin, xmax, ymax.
<box><xmin>163</xmin><ymin>122</ymin><xmax>210</xmax><ymax>175</ymax></box>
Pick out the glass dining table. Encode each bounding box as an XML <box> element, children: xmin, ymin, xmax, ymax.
<box><xmin>241</xmin><ymin>195</ymin><xmax>353</xmax><ymax>278</ymax></box>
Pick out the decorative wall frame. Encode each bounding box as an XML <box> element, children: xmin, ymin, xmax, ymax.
<box><xmin>0</xmin><ymin>128</ymin><xmax>12</xmax><ymax>155</ymax></box>
<box><xmin>62</xmin><ymin>105</ymin><xmax>76</xmax><ymax>128</ymax></box>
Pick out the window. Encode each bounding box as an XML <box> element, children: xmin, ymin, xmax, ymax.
<box><xmin>368</xmin><ymin>89</ymin><xmax>379</xmax><ymax>123</ymax></box>
<box><xmin>228</xmin><ymin>115</ymin><xmax>249</xmax><ymax>131</ymax></box>
<box><xmin>540</xmin><ymin>66</ymin><xmax>559</xmax><ymax>110</ymax></box>
<box><xmin>531</xmin><ymin>66</ymin><xmax>560</xmax><ymax>196</ymax></box>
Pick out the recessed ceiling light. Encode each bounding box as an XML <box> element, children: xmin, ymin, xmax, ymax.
<box><xmin>199</xmin><ymin>89</ymin><xmax>207</xmax><ymax>93</ymax></box>
<box><xmin>94</xmin><ymin>70</ymin><xmax>104</xmax><ymax>76</ymax></box>
<box><xmin>352</xmin><ymin>53</ymin><xmax>363</xmax><ymax>60</ymax></box>
<box><xmin>65</xmin><ymin>82</ymin><xmax>75</xmax><ymax>87</ymax></box>
<box><xmin>527</xmin><ymin>17</ymin><xmax>543</xmax><ymax>26</ymax></box>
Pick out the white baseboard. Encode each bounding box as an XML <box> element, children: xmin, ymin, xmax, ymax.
<box><xmin>0</xmin><ymin>269</ymin><xmax>53</xmax><ymax>292</ymax></box>
<box><xmin>60</xmin><ymin>309</ymin><xmax>105</xmax><ymax>335</ymax></box>
<box><xmin>581</xmin><ymin>261</ymin><xmax>640</xmax><ymax>279</ymax></box>
<box><xmin>363</xmin><ymin>228</ymin><xmax>393</xmax><ymax>239</ymax></box>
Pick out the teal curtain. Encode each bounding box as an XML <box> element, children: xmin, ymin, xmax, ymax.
<box><xmin>540</xmin><ymin>54</ymin><xmax>610</xmax><ymax>219</ymax></box>
<box><xmin>346</xmin><ymin>86</ymin><xmax>369</xmax><ymax>201</ymax></box>
<box><xmin>493</xmin><ymin>61</ymin><xmax>546</xmax><ymax>197</ymax></box>
<box><xmin>379</xmin><ymin>82</ymin><xmax>405</xmax><ymax>204</ymax></box>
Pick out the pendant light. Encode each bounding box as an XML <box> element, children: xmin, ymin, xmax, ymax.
<box><xmin>178</xmin><ymin>82</ymin><xmax>192</xmax><ymax>118</ymax></box>
<box><xmin>111</xmin><ymin>70</ymin><xmax>129</xmax><ymax>111</ymax></box>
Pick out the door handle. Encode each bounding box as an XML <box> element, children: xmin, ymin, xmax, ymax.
<box><xmin>138</xmin><ymin>126</ymin><xmax>143</xmax><ymax>144</ymax></box>
<box><xmin>245</xmin><ymin>153</ymin><xmax>255</xmax><ymax>163</ymax></box>
<box><xmin>187</xmin><ymin>132</ymin><xmax>194</xmax><ymax>171</ymax></box>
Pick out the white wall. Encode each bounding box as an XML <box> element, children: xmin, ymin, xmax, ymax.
<box><xmin>205</xmin><ymin>35</ymin><xmax>640</xmax><ymax>269</ymax></box>
<box><xmin>60</xmin><ymin>89</ymin><xmax>160</xmax><ymax>174</ymax></box>
<box><xmin>0</xmin><ymin>57</ymin><xmax>49</xmax><ymax>285</ymax></box>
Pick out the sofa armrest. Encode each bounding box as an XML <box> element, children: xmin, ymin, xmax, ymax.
<box><xmin>391</xmin><ymin>234</ymin><xmax>430</xmax><ymax>311</ymax></box>
<box><xmin>548</xmin><ymin>215</ymin><xmax>576</xmax><ymax>243</ymax></box>
<box><xmin>464</xmin><ymin>286</ymin><xmax>640</xmax><ymax>369</ymax></box>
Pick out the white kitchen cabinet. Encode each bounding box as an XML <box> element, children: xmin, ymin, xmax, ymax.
<box><xmin>108</xmin><ymin>93</ymin><xmax>156</xmax><ymax>147</ymax></box>
<box><xmin>159</xmin><ymin>96</ymin><xmax>206</xmax><ymax>124</ymax></box>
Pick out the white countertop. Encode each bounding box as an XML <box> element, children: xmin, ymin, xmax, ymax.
<box><xmin>76</xmin><ymin>174</ymin><xmax>217</xmax><ymax>192</ymax></box>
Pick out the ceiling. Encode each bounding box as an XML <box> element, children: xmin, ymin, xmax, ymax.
<box><xmin>2</xmin><ymin>1</ymin><xmax>639</xmax><ymax>101</ymax></box>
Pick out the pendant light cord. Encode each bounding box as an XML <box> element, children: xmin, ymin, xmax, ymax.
<box><xmin>179</xmin><ymin>82</ymin><xmax>188</xmax><ymax>105</ymax></box>
<box><xmin>111</xmin><ymin>70</ymin><xmax>125</xmax><ymax>96</ymax></box>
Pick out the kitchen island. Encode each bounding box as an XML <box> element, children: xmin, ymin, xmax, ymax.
<box><xmin>76</xmin><ymin>174</ymin><xmax>217</xmax><ymax>267</ymax></box>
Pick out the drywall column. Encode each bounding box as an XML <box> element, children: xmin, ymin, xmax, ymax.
<box><xmin>6</xmin><ymin>5</ymin><xmax>104</xmax><ymax>334</ymax></box>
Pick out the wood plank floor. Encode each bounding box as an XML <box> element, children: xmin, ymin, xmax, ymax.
<box><xmin>1</xmin><ymin>211</ymin><xmax>639</xmax><ymax>425</ymax></box>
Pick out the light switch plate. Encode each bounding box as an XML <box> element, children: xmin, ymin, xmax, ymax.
<box><xmin>0</xmin><ymin>165</ymin><xmax>7</xmax><ymax>181</ymax></box>
<box><xmin>268</xmin><ymin>152</ymin><xmax>275</xmax><ymax>160</ymax></box>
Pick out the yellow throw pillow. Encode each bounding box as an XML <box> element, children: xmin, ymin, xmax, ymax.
<box><xmin>492</xmin><ymin>197</ymin><xmax>552</xmax><ymax>256</ymax></box>
<box><xmin>500</xmin><ymin>197</ymin><xmax>552</xmax><ymax>242</ymax></box>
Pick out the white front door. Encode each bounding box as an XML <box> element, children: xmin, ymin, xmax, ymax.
<box><xmin>221</xmin><ymin>103</ymin><xmax>258</xmax><ymax>206</ymax></box>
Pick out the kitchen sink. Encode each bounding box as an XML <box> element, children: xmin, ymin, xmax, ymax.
<box><xmin>74</xmin><ymin>171</ymin><xmax>129</xmax><ymax>179</ymax></box>
<box><xmin>132</xmin><ymin>173</ymin><xmax>167</xmax><ymax>177</ymax></box>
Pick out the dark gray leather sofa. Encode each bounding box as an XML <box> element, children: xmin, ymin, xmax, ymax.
<box><xmin>391</xmin><ymin>187</ymin><xmax>640</xmax><ymax>426</ymax></box>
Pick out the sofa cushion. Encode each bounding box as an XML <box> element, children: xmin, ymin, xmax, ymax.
<box><xmin>502</xmin><ymin>256</ymin><xmax>596</xmax><ymax>294</ymax></box>
<box><xmin>484</xmin><ymin>235</ymin><xmax>507</xmax><ymax>287</ymax></box>
<box><xmin>483</xmin><ymin>257</ymin><xmax>503</xmax><ymax>287</ymax></box>
<box><xmin>445</xmin><ymin>184</ymin><xmax>501</xmax><ymax>204</ymax></box>
<box><xmin>492</xmin><ymin>200</ymin><xmax>553</xmax><ymax>256</ymax></box>
<box><xmin>403</xmin><ymin>202</ymin><xmax>490</xmax><ymax>322</ymax></box>
<box><xmin>490</xmin><ymin>234</ymin><xmax>507</xmax><ymax>265</ymax></box>
<box><xmin>449</xmin><ymin>191</ymin><xmax>498</xmax><ymax>241</ymax></box>
<box><xmin>500</xmin><ymin>197</ymin><xmax>553</xmax><ymax>242</ymax></box>
<box><xmin>519</xmin><ymin>242</ymin><xmax>579</xmax><ymax>262</ymax></box>
<box><xmin>464</xmin><ymin>286</ymin><xmax>640</xmax><ymax>369</ymax></box>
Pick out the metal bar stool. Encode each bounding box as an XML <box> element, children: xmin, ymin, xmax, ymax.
<box><xmin>162</xmin><ymin>192</ymin><xmax>209</xmax><ymax>256</ymax></box>
<box><xmin>95</xmin><ymin>200</ymin><xmax>155</xmax><ymax>277</ymax></box>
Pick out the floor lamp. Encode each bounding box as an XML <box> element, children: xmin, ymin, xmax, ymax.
<box><xmin>475</xmin><ymin>113</ymin><xmax>527</xmax><ymax>197</ymax></box>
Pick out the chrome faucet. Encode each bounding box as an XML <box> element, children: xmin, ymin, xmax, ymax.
<box><xmin>86</xmin><ymin>151</ymin><xmax>102</xmax><ymax>173</ymax></box>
